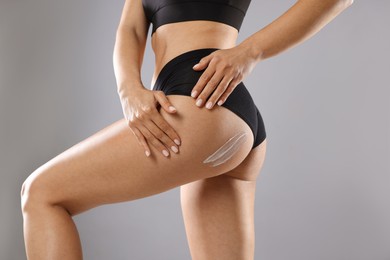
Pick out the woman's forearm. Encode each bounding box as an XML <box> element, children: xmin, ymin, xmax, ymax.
<box><xmin>240</xmin><ymin>0</ymin><xmax>353</xmax><ymax>62</ymax></box>
<box><xmin>113</xmin><ymin>27</ymin><xmax>147</xmax><ymax>96</ymax></box>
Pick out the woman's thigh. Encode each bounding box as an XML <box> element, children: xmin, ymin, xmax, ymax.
<box><xmin>21</xmin><ymin>95</ymin><xmax>254</xmax><ymax>216</ymax></box>
<box><xmin>179</xmin><ymin>139</ymin><xmax>267</xmax><ymax>259</ymax></box>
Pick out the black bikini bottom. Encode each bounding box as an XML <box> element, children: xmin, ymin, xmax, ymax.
<box><xmin>152</xmin><ymin>48</ymin><xmax>266</xmax><ymax>149</ymax></box>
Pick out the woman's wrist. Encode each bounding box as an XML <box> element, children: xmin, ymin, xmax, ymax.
<box><xmin>237</xmin><ymin>38</ymin><xmax>265</xmax><ymax>64</ymax></box>
<box><xmin>117</xmin><ymin>80</ymin><xmax>145</xmax><ymax>97</ymax></box>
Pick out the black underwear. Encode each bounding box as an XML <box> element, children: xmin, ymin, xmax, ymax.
<box><xmin>152</xmin><ymin>48</ymin><xmax>266</xmax><ymax>149</ymax></box>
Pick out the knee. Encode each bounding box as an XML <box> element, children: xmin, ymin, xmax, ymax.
<box><xmin>20</xmin><ymin>171</ymin><xmax>51</xmax><ymax>213</ymax></box>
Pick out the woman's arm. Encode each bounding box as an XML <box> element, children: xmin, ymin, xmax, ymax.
<box><xmin>191</xmin><ymin>0</ymin><xmax>353</xmax><ymax>109</ymax></box>
<box><xmin>113</xmin><ymin>0</ymin><xmax>149</xmax><ymax>96</ymax></box>
<box><xmin>240</xmin><ymin>0</ymin><xmax>354</xmax><ymax>62</ymax></box>
<box><xmin>113</xmin><ymin>0</ymin><xmax>182</xmax><ymax>158</ymax></box>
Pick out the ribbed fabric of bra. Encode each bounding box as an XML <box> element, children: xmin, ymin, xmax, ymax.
<box><xmin>142</xmin><ymin>0</ymin><xmax>252</xmax><ymax>36</ymax></box>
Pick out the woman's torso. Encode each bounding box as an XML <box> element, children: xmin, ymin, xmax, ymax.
<box><xmin>141</xmin><ymin>0</ymin><xmax>251</xmax><ymax>87</ymax></box>
<box><xmin>150</xmin><ymin>21</ymin><xmax>239</xmax><ymax>88</ymax></box>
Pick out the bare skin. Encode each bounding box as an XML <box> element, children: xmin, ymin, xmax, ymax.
<box><xmin>21</xmin><ymin>0</ymin><xmax>353</xmax><ymax>259</ymax></box>
<box><xmin>150</xmin><ymin>20</ymin><xmax>239</xmax><ymax>87</ymax></box>
<box><xmin>21</xmin><ymin>96</ymin><xmax>264</xmax><ymax>259</ymax></box>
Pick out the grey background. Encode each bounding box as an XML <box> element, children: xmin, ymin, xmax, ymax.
<box><xmin>1</xmin><ymin>0</ymin><xmax>389</xmax><ymax>259</ymax></box>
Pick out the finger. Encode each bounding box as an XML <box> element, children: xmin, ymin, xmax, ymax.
<box><xmin>150</xmin><ymin>110</ymin><xmax>181</xmax><ymax>149</ymax></box>
<box><xmin>191</xmin><ymin>68</ymin><xmax>216</xmax><ymax>100</ymax></box>
<box><xmin>204</xmin><ymin>76</ymin><xmax>232</xmax><ymax>110</ymax></box>
<box><xmin>191</xmin><ymin>54</ymin><xmax>216</xmax><ymax>99</ymax></box>
<box><xmin>128</xmin><ymin>124</ymin><xmax>151</xmax><ymax>157</ymax></box>
<box><xmin>195</xmin><ymin>71</ymin><xmax>224</xmax><ymax>108</ymax></box>
<box><xmin>216</xmin><ymin>77</ymin><xmax>240</xmax><ymax>106</ymax></box>
<box><xmin>192</xmin><ymin>54</ymin><xmax>213</xmax><ymax>71</ymax></box>
<box><xmin>137</xmin><ymin>124</ymin><xmax>171</xmax><ymax>158</ymax></box>
<box><xmin>143</xmin><ymin>116</ymin><xmax>180</xmax><ymax>154</ymax></box>
<box><xmin>154</xmin><ymin>90</ymin><xmax>177</xmax><ymax>113</ymax></box>
<box><xmin>137</xmin><ymin>104</ymin><xmax>181</xmax><ymax>148</ymax></box>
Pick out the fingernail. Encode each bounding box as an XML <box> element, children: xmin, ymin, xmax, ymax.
<box><xmin>169</xmin><ymin>106</ymin><xmax>176</xmax><ymax>112</ymax></box>
<box><xmin>217</xmin><ymin>100</ymin><xmax>223</xmax><ymax>106</ymax></box>
<box><xmin>171</xmin><ymin>146</ymin><xmax>179</xmax><ymax>153</ymax></box>
<box><xmin>162</xmin><ymin>149</ymin><xmax>169</xmax><ymax>157</ymax></box>
<box><xmin>191</xmin><ymin>90</ymin><xmax>197</xmax><ymax>98</ymax></box>
<box><xmin>193</xmin><ymin>64</ymin><xmax>198</xmax><ymax>69</ymax></box>
<box><xmin>206</xmin><ymin>101</ymin><xmax>212</xmax><ymax>109</ymax></box>
<box><xmin>145</xmin><ymin>150</ymin><xmax>150</xmax><ymax>157</ymax></box>
<box><xmin>174</xmin><ymin>139</ymin><xmax>181</xmax><ymax>145</ymax></box>
<box><xmin>196</xmin><ymin>99</ymin><xmax>203</xmax><ymax>107</ymax></box>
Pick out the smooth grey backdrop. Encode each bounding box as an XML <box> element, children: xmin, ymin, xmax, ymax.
<box><xmin>1</xmin><ymin>0</ymin><xmax>389</xmax><ymax>259</ymax></box>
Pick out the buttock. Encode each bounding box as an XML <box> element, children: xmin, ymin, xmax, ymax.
<box><xmin>152</xmin><ymin>48</ymin><xmax>266</xmax><ymax>149</ymax></box>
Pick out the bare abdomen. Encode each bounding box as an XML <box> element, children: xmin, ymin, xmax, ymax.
<box><xmin>150</xmin><ymin>20</ymin><xmax>239</xmax><ymax>87</ymax></box>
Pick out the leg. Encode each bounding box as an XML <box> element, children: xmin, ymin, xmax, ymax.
<box><xmin>20</xmin><ymin>95</ymin><xmax>254</xmax><ymax>260</ymax></box>
<box><xmin>180</xmin><ymin>138</ymin><xmax>267</xmax><ymax>260</ymax></box>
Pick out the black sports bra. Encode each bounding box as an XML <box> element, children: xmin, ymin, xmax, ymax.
<box><xmin>142</xmin><ymin>0</ymin><xmax>251</xmax><ymax>36</ymax></box>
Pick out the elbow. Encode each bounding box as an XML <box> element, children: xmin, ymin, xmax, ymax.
<box><xmin>338</xmin><ymin>0</ymin><xmax>354</xmax><ymax>9</ymax></box>
<box><xmin>327</xmin><ymin>0</ymin><xmax>353</xmax><ymax>13</ymax></box>
<box><xmin>342</xmin><ymin>0</ymin><xmax>354</xmax><ymax>7</ymax></box>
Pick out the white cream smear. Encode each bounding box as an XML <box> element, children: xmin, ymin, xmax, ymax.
<box><xmin>202</xmin><ymin>131</ymin><xmax>248</xmax><ymax>167</ymax></box>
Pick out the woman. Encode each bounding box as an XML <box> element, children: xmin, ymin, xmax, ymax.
<box><xmin>21</xmin><ymin>0</ymin><xmax>353</xmax><ymax>259</ymax></box>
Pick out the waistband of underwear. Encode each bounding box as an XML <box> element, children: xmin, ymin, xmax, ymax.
<box><xmin>153</xmin><ymin>48</ymin><xmax>220</xmax><ymax>89</ymax></box>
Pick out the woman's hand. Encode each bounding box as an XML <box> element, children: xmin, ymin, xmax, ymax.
<box><xmin>119</xmin><ymin>87</ymin><xmax>181</xmax><ymax>158</ymax></box>
<box><xmin>191</xmin><ymin>45</ymin><xmax>258</xmax><ymax>109</ymax></box>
